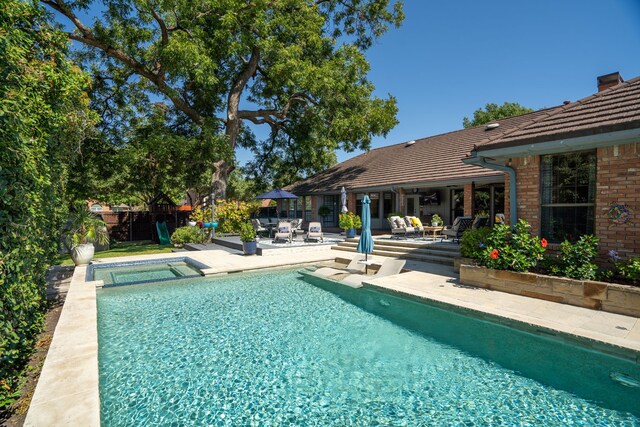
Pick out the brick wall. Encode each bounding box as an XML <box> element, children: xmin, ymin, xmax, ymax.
<box><xmin>595</xmin><ymin>142</ymin><xmax>640</xmax><ymax>258</ymax></box>
<box><xmin>506</xmin><ymin>143</ymin><xmax>639</xmax><ymax>258</ymax></box>
<box><xmin>504</xmin><ymin>155</ymin><xmax>541</xmax><ymax>234</ymax></box>
<box><xmin>310</xmin><ymin>196</ymin><xmax>318</xmax><ymax>222</ymax></box>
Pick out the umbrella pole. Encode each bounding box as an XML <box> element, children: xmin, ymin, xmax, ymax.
<box><xmin>365</xmin><ymin>252</ymin><xmax>368</xmax><ymax>274</ymax></box>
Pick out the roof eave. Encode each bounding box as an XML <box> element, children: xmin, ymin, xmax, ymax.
<box><xmin>472</xmin><ymin>127</ymin><xmax>640</xmax><ymax>160</ymax></box>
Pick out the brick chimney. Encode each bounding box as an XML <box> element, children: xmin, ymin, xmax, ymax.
<box><xmin>597</xmin><ymin>72</ymin><xmax>624</xmax><ymax>92</ymax></box>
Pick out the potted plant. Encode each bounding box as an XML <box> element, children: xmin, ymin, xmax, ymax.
<box><xmin>339</xmin><ymin>212</ymin><xmax>362</xmax><ymax>238</ymax></box>
<box><xmin>239</xmin><ymin>221</ymin><xmax>257</xmax><ymax>255</ymax></box>
<box><xmin>64</xmin><ymin>205</ymin><xmax>110</xmax><ymax>266</ymax></box>
<box><xmin>431</xmin><ymin>214</ymin><xmax>443</xmax><ymax>227</ymax></box>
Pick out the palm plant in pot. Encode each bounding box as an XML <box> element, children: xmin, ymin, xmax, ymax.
<box><xmin>239</xmin><ymin>221</ymin><xmax>257</xmax><ymax>255</ymax></box>
<box><xmin>64</xmin><ymin>205</ymin><xmax>110</xmax><ymax>265</ymax></box>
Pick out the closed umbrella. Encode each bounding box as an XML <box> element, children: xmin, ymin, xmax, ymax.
<box><xmin>357</xmin><ymin>195</ymin><xmax>374</xmax><ymax>273</ymax></box>
<box><xmin>340</xmin><ymin>187</ymin><xmax>348</xmax><ymax>213</ymax></box>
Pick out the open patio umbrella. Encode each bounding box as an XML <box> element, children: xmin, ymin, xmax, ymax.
<box><xmin>254</xmin><ymin>188</ymin><xmax>299</xmax><ymax>220</ymax></box>
<box><xmin>340</xmin><ymin>186</ymin><xmax>348</xmax><ymax>213</ymax></box>
<box><xmin>357</xmin><ymin>195</ymin><xmax>374</xmax><ymax>273</ymax></box>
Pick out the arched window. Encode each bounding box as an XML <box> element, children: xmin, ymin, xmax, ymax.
<box><xmin>90</xmin><ymin>204</ymin><xmax>103</xmax><ymax>212</ymax></box>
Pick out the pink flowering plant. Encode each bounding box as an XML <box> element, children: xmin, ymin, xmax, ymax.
<box><xmin>479</xmin><ymin>219</ymin><xmax>546</xmax><ymax>272</ymax></box>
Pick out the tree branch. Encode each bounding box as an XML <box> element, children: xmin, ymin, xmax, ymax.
<box><xmin>42</xmin><ymin>0</ymin><xmax>204</xmax><ymax>125</ymax></box>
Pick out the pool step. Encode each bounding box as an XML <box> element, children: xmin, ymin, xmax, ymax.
<box><xmin>332</xmin><ymin>239</ymin><xmax>459</xmax><ymax>266</ymax></box>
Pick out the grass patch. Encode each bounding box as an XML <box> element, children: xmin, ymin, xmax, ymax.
<box><xmin>54</xmin><ymin>241</ymin><xmax>175</xmax><ymax>266</ymax></box>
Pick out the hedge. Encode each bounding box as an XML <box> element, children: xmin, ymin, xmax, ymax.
<box><xmin>0</xmin><ymin>1</ymin><xmax>97</xmax><ymax>408</ymax></box>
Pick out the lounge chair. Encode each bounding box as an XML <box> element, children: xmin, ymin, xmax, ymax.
<box><xmin>273</xmin><ymin>221</ymin><xmax>293</xmax><ymax>243</ymax></box>
<box><xmin>495</xmin><ymin>213</ymin><xmax>506</xmax><ymax>225</ymax></box>
<box><xmin>312</xmin><ymin>255</ymin><xmax>366</xmax><ymax>278</ymax></box>
<box><xmin>341</xmin><ymin>258</ymin><xmax>406</xmax><ymax>288</ymax></box>
<box><xmin>441</xmin><ymin>216</ymin><xmax>473</xmax><ymax>243</ymax></box>
<box><xmin>251</xmin><ymin>219</ymin><xmax>268</xmax><ymax>237</ymax></box>
<box><xmin>387</xmin><ymin>216</ymin><xmax>415</xmax><ymax>239</ymax></box>
<box><xmin>305</xmin><ymin>222</ymin><xmax>324</xmax><ymax>242</ymax></box>
<box><xmin>406</xmin><ymin>216</ymin><xmax>424</xmax><ymax>234</ymax></box>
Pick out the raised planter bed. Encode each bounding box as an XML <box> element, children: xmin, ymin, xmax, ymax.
<box><xmin>460</xmin><ymin>264</ymin><xmax>640</xmax><ymax>318</ymax></box>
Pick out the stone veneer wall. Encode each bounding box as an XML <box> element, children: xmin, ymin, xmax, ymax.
<box><xmin>460</xmin><ymin>265</ymin><xmax>640</xmax><ymax>318</ymax></box>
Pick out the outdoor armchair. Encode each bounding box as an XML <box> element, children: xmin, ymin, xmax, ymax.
<box><xmin>305</xmin><ymin>222</ymin><xmax>324</xmax><ymax>242</ymax></box>
<box><xmin>441</xmin><ymin>216</ymin><xmax>473</xmax><ymax>243</ymax></box>
<box><xmin>251</xmin><ymin>219</ymin><xmax>268</xmax><ymax>237</ymax></box>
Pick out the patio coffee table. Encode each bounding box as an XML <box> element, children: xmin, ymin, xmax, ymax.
<box><xmin>423</xmin><ymin>226</ymin><xmax>444</xmax><ymax>240</ymax></box>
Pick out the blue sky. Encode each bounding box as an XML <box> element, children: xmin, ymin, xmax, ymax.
<box><xmin>237</xmin><ymin>0</ymin><xmax>640</xmax><ymax>165</ymax></box>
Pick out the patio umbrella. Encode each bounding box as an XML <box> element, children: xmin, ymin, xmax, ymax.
<box><xmin>254</xmin><ymin>188</ymin><xmax>299</xmax><ymax>200</ymax></box>
<box><xmin>340</xmin><ymin>186</ymin><xmax>348</xmax><ymax>213</ymax></box>
<box><xmin>254</xmin><ymin>188</ymin><xmax>299</xmax><ymax>220</ymax></box>
<box><xmin>357</xmin><ymin>195</ymin><xmax>374</xmax><ymax>273</ymax></box>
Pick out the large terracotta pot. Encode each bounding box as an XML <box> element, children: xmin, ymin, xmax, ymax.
<box><xmin>71</xmin><ymin>243</ymin><xmax>95</xmax><ymax>266</ymax></box>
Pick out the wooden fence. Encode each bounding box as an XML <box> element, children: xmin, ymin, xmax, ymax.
<box><xmin>99</xmin><ymin>211</ymin><xmax>192</xmax><ymax>242</ymax></box>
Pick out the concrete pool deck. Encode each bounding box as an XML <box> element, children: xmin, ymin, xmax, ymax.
<box><xmin>25</xmin><ymin>248</ymin><xmax>640</xmax><ymax>425</ymax></box>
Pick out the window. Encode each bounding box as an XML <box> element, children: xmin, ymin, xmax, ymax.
<box><xmin>355</xmin><ymin>193</ymin><xmax>379</xmax><ymax>218</ymax></box>
<box><xmin>541</xmin><ymin>151</ymin><xmax>596</xmax><ymax>242</ymax></box>
<box><xmin>90</xmin><ymin>204</ymin><xmax>103</xmax><ymax>212</ymax></box>
<box><xmin>450</xmin><ymin>189</ymin><xmax>464</xmax><ymax>220</ymax></box>
<box><xmin>304</xmin><ymin>197</ymin><xmax>312</xmax><ymax>222</ymax></box>
<box><xmin>382</xmin><ymin>192</ymin><xmax>393</xmax><ymax>218</ymax></box>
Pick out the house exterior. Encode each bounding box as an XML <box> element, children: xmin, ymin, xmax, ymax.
<box><xmin>465</xmin><ymin>72</ymin><xmax>640</xmax><ymax>258</ymax></box>
<box><xmin>285</xmin><ymin>108</ymin><xmax>563</xmax><ymax>230</ymax></box>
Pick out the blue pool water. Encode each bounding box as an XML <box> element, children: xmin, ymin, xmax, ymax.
<box><xmin>97</xmin><ymin>269</ymin><xmax>640</xmax><ymax>426</ymax></box>
<box><xmin>89</xmin><ymin>258</ymin><xmax>204</xmax><ymax>287</ymax></box>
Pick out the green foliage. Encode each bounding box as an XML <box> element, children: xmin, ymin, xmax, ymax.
<box><xmin>48</xmin><ymin>0</ymin><xmax>404</xmax><ymax>190</ymax></box>
<box><xmin>463</xmin><ymin>102</ymin><xmax>534</xmax><ymax>129</ymax></box>
<box><xmin>339</xmin><ymin>212</ymin><xmax>362</xmax><ymax>230</ymax></box>
<box><xmin>0</xmin><ymin>0</ymin><xmax>97</xmax><ymax>409</ymax></box>
<box><xmin>318</xmin><ymin>206</ymin><xmax>332</xmax><ymax>219</ymax></box>
<box><xmin>238</xmin><ymin>222</ymin><xmax>256</xmax><ymax>243</ymax></box>
<box><xmin>617</xmin><ymin>258</ymin><xmax>640</xmax><ymax>282</ymax></box>
<box><xmin>551</xmin><ymin>235</ymin><xmax>599</xmax><ymax>280</ymax></box>
<box><xmin>68</xmin><ymin>109</ymin><xmax>226</xmax><ymax>205</ymax></box>
<box><xmin>431</xmin><ymin>214</ymin><xmax>443</xmax><ymax>226</ymax></box>
<box><xmin>191</xmin><ymin>200</ymin><xmax>260</xmax><ymax>234</ymax></box>
<box><xmin>387</xmin><ymin>212</ymin><xmax>405</xmax><ymax>218</ymax></box>
<box><xmin>460</xmin><ymin>227</ymin><xmax>492</xmax><ymax>259</ymax></box>
<box><xmin>170</xmin><ymin>226</ymin><xmax>206</xmax><ymax>247</ymax></box>
<box><xmin>63</xmin><ymin>204</ymin><xmax>109</xmax><ymax>249</ymax></box>
<box><xmin>479</xmin><ymin>220</ymin><xmax>546</xmax><ymax>272</ymax></box>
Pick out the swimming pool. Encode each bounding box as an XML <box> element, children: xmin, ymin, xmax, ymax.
<box><xmin>88</xmin><ymin>257</ymin><xmax>207</xmax><ymax>287</ymax></box>
<box><xmin>97</xmin><ymin>269</ymin><xmax>640</xmax><ymax>425</ymax></box>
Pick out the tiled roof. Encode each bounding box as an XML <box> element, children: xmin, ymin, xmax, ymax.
<box><xmin>286</xmin><ymin>108</ymin><xmax>560</xmax><ymax>194</ymax></box>
<box><xmin>477</xmin><ymin>76</ymin><xmax>640</xmax><ymax>151</ymax></box>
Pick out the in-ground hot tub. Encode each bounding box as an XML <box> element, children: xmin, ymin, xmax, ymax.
<box><xmin>86</xmin><ymin>257</ymin><xmax>209</xmax><ymax>287</ymax></box>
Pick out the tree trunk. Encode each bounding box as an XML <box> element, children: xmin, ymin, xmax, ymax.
<box><xmin>210</xmin><ymin>159</ymin><xmax>232</xmax><ymax>200</ymax></box>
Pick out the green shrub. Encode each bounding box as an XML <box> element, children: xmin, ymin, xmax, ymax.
<box><xmin>551</xmin><ymin>235</ymin><xmax>599</xmax><ymax>280</ymax></box>
<box><xmin>460</xmin><ymin>227</ymin><xmax>492</xmax><ymax>259</ymax></box>
<box><xmin>238</xmin><ymin>221</ymin><xmax>256</xmax><ymax>242</ymax></box>
<box><xmin>617</xmin><ymin>257</ymin><xmax>640</xmax><ymax>282</ymax></box>
<box><xmin>171</xmin><ymin>226</ymin><xmax>206</xmax><ymax>247</ymax></box>
<box><xmin>386</xmin><ymin>212</ymin><xmax>405</xmax><ymax>218</ymax></box>
<box><xmin>339</xmin><ymin>212</ymin><xmax>362</xmax><ymax>230</ymax></box>
<box><xmin>479</xmin><ymin>220</ymin><xmax>547</xmax><ymax>272</ymax></box>
<box><xmin>190</xmin><ymin>200</ymin><xmax>259</xmax><ymax>234</ymax></box>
